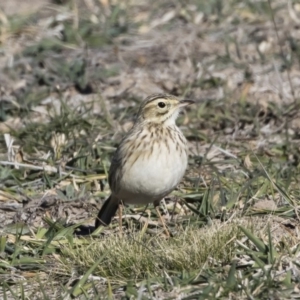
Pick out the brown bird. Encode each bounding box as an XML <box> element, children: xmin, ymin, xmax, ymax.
<box><xmin>95</xmin><ymin>94</ymin><xmax>194</xmax><ymax>234</ymax></box>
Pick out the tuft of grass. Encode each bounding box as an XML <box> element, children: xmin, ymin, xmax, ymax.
<box><xmin>62</xmin><ymin>222</ymin><xmax>238</xmax><ymax>281</ymax></box>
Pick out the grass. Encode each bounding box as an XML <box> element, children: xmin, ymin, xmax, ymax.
<box><xmin>1</xmin><ymin>218</ymin><xmax>299</xmax><ymax>298</ymax></box>
<box><xmin>1</xmin><ymin>0</ymin><xmax>300</xmax><ymax>298</ymax></box>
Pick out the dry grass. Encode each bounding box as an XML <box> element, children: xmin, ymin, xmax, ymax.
<box><xmin>3</xmin><ymin>217</ymin><xmax>298</xmax><ymax>299</ymax></box>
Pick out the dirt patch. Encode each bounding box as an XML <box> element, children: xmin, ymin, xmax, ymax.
<box><xmin>0</xmin><ymin>0</ymin><xmax>49</xmax><ymax>16</ymax></box>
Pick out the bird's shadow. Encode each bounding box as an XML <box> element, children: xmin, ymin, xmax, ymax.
<box><xmin>49</xmin><ymin>221</ymin><xmax>95</xmax><ymax>236</ymax></box>
<box><xmin>72</xmin><ymin>224</ymin><xmax>95</xmax><ymax>236</ymax></box>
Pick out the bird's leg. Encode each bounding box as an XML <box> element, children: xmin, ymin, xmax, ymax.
<box><xmin>170</xmin><ymin>197</ymin><xmax>178</xmax><ymax>222</ymax></box>
<box><xmin>160</xmin><ymin>198</ymin><xmax>170</xmax><ymax>218</ymax></box>
<box><xmin>138</xmin><ymin>204</ymin><xmax>149</xmax><ymax>221</ymax></box>
<box><xmin>118</xmin><ymin>201</ymin><xmax>123</xmax><ymax>235</ymax></box>
<box><xmin>154</xmin><ymin>202</ymin><xmax>170</xmax><ymax>237</ymax></box>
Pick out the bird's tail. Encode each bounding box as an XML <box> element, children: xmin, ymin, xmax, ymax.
<box><xmin>95</xmin><ymin>195</ymin><xmax>119</xmax><ymax>229</ymax></box>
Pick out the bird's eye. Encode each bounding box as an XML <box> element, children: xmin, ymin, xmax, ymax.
<box><xmin>158</xmin><ymin>102</ymin><xmax>166</xmax><ymax>108</ymax></box>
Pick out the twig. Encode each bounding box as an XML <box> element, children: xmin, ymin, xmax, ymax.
<box><xmin>0</xmin><ymin>160</ymin><xmax>80</xmax><ymax>178</ymax></box>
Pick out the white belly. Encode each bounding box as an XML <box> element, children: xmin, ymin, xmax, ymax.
<box><xmin>117</xmin><ymin>142</ymin><xmax>187</xmax><ymax>205</ymax></box>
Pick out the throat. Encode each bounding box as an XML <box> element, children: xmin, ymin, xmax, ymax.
<box><xmin>163</xmin><ymin>116</ymin><xmax>176</xmax><ymax>126</ymax></box>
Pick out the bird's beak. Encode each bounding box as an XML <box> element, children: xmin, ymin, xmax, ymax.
<box><xmin>179</xmin><ymin>99</ymin><xmax>195</xmax><ymax>107</ymax></box>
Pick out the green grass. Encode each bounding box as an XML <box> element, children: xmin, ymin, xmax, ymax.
<box><xmin>1</xmin><ymin>218</ymin><xmax>299</xmax><ymax>298</ymax></box>
<box><xmin>1</xmin><ymin>0</ymin><xmax>300</xmax><ymax>298</ymax></box>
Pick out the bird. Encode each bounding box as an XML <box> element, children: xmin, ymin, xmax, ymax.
<box><xmin>95</xmin><ymin>93</ymin><xmax>194</xmax><ymax>235</ymax></box>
